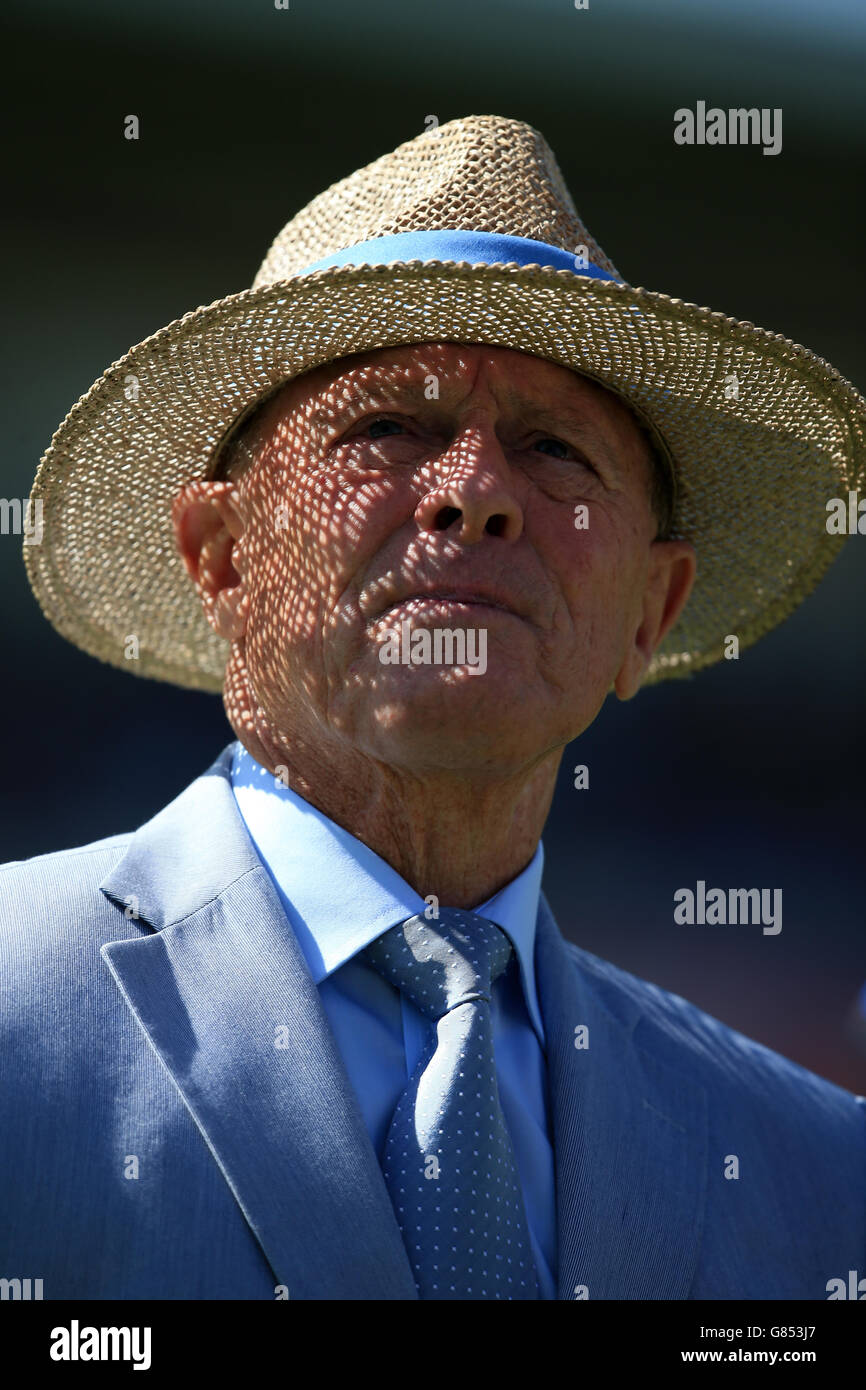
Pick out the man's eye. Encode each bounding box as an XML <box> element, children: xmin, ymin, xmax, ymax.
<box><xmin>534</xmin><ymin>436</ymin><xmax>574</xmax><ymax>460</ymax></box>
<box><xmin>532</xmin><ymin>437</ymin><xmax>597</xmax><ymax>472</ymax></box>
<box><xmin>366</xmin><ymin>417</ymin><xmax>405</xmax><ymax>438</ymax></box>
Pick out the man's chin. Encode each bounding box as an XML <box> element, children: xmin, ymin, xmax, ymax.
<box><xmin>360</xmin><ymin>668</ymin><xmax>543</xmax><ymax>766</ymax></box>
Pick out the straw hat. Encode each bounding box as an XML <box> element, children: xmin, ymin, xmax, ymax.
<box><xmin>24</xmin><ymin>114</ymin><xmax>866</xmax><ymax>690</ymax></box>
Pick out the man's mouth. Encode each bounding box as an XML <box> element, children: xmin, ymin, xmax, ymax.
<box><xmin>376</xmin><ymin>588</ymin><xmax>522</xmax><ymax>620</ymax></box>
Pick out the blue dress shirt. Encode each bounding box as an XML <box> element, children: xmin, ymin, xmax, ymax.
<box><xmin>230</xmin><ymin>741</ymin><xmax>557</xmax><ymax>1297</ymax></box>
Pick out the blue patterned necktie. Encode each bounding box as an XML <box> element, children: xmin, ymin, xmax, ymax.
<box><xmin>363</xmin><ymin>908</ymin><xmax>539</xmax><ymax>1300</ymax></box>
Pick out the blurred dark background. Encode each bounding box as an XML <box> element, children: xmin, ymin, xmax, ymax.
<box><xmin>3</xmin><ymin>0</ymin><xmax>864</xmax><ymax>1088</ymax></box>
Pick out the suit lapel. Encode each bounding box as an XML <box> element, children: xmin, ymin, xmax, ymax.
<box><xmin>97</xmin><ymin>746</ymin><xmax>706</xmax><ymax>1300</ymax></box>
<box><xmin>99</xmin><ymin>746</ymin><xmax>417</xmax><ymax>1300</ymax></box>
<box><xmin>536</xmin><ymin>895</ymin><xmax>708</xmax><ymax>1300</ymax></box>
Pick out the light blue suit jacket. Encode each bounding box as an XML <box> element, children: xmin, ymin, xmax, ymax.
<box><xmin>1</xmin><ymin>745</ymin><xmax>863</xmax><ymax>1299</ymax></box>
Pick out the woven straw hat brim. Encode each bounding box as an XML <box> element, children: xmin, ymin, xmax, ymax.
<box><xmin>24</xmin><ymin>257</ymin><xmax>866</xmax><ymax>692</ymax></box>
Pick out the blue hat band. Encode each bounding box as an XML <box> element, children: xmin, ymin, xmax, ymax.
<box><xmin>298</xmin><ymin>229</ymin><xmax>622</xmax><ymax>282</ymax></box>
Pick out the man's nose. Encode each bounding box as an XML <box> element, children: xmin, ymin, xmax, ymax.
<box><xmin>413</xmin><ymin>424</ymin><xmax>524</xmax><ymax>544</ymax></box>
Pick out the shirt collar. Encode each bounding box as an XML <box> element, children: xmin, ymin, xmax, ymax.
<box><xmin>230</xmin><ymin>742</ymin><xmax>546</xmax><ymax>1044</ymax></box>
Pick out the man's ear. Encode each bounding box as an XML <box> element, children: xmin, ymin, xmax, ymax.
<box><xmin>614</xmin><ymin>539</ymin><xmax>697</xmax><ymax>701</ymax></box>
<box><xmin>171</xmin><ymin>480</ymin><xmax>249</xmax><ymax>641</ymax></box>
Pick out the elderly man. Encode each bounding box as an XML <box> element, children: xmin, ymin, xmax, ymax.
<box><xmin>2</xmin><ymin>115</ymin><xmax>864</xmax><ymax>1301</ymax></box>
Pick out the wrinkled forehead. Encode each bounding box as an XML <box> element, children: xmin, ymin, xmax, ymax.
<box><xmin>257</xmin><ymin>341</ymin><xmax>647</xmax><ymax>443</ymax></box>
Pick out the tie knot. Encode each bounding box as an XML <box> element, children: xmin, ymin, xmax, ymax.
<box><xmin>363</xmin><ymin>907</ymin><xmax>513</xmax><ymax>1022</ymax></box>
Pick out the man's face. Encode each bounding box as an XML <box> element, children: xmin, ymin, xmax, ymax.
<box><xmin>187</xmin><ymin>342</ymin><xmax>692</xmax><ymax>777</ymax></box>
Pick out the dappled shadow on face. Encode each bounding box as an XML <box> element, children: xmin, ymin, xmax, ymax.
<box><xmin>211</xmin><ymin>341</ymin><xmax>664</xmax><ymax>772</ymax></box>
